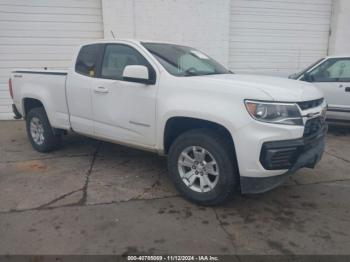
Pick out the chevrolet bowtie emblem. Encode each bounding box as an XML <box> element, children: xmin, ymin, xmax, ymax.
<box><xmin>305</xmin><ymin>112</ymin><xmax>319</xmax><ymax>118</ymax></box>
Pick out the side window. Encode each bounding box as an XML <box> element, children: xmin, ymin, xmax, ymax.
<box><xmin>327</xmin><ymin>59</ymin><xmax>350</xmax><ymax>81</ymax></box>
<box><xmin>101</xmin><ymin>44</ymin><xmax>150</xmax><ymax>80</ymax></box>
<box><xmin>75</xmin><ymin>44</ymin><xmax>103</xmax><ymax>77</ymax></box>
<box><xmin>309</xmin><ymin>58</ymin><xmax>350</xmax><ymax>82</ymax></box>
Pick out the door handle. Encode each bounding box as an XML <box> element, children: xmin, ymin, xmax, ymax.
<box><xmin>345</xmin><ymin>87</ymin><xmax>350</xmax><ymax>92</ymax></box>
<box><xmin>94</xmin><ymin>86</ymin><xmax>109</xmax><ymax>94</ymax></box>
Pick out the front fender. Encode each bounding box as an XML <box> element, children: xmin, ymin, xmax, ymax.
<box><xmin>156</xmin><ymin>91</ymin><xmax>253</xmax><ymax>152</ymax></box>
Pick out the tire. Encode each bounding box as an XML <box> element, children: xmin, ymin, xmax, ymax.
<box><xmin>168</xmin><ymin>129</ymin><xmax>239</xmax><ymax>206</ymax></box>
<box><xmin>26</xmin><ymin>107</ymin><xmax>61</xmax><ymax>153</ymax></box>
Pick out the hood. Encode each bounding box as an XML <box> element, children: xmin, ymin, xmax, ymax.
<box><xmin>198</xmin><ymin>74</ymin><xmax>324</xmax><ymax>102</ymax></box>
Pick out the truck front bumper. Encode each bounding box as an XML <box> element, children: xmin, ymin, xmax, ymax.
<box><xmin>240</xmin><ymin>124</ymin><xmax>327</xmax><ymax>194</ymax></box>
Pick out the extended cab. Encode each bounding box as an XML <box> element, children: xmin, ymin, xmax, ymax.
<box><xmin>9</xmin><ymin>40</ymin><xmax>328</xmax><ymax>205</ymax></box>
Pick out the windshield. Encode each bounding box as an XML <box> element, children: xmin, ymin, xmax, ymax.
<box><xmin>290</xmin><ymin>58</ymin><xmax>325</xmax><ymax>79</ymax></box>
<box><xmin>142</xmin><ymin>42</ymin><xmax>231</xmax><ymax>77</ymax></box>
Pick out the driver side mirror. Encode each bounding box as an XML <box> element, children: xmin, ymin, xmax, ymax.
<box><xmin>122</xmin><ymin>65</ymin><xmax>154</xmax><ymax>85</ymax></box>
<box><xmin>303</xmin><ymin>72</ymin><xmax>315</xmax><ymax>82</ymax></box>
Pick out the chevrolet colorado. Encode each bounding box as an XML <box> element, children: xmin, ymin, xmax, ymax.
<box><xmin>9</xmin><ymin>40</ymin><xmax>327</xmax><ymax>205</ymax></box>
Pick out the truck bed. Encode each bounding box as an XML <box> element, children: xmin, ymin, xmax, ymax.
<box><xmin>11</xmin><ymin>69</ymin><xmax>71</xmax><ymax>130</ymax></box>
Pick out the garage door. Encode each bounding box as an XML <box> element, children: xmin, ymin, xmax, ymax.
<box><xmin>229</xmin><ymin>0</ymin><xmax>332</xmax><ymax>76</ymax></box>
<box><xmin>0</xmin><ymin>0</ymin><xmax>103</xmax><ymax>119</ymax></box>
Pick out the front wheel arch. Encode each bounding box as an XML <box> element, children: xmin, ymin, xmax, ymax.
<box><xmin>163</xmin><ymin>116</ymin><xmax>237</xmax><ymax>157</ymax></box>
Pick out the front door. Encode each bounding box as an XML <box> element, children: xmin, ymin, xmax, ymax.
<box><xmin>91</xmin><ymin>44</ymin><xmax>158</xmax><ymax>147</ymax></box>
<box><xmin>307</xmin><ymin>57</ymin><xmax>350</xmax><ymax>112</ymax></box>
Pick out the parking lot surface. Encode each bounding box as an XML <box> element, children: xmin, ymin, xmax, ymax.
<box><xmin>0</xmin><ymin>120</ymin><xmax>350</xmax><ymax>255</ymax></box>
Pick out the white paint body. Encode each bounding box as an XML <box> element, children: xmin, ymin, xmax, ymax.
<box><xmin>11</xmin><ymin>40</ymin><xmax>325</xmax><ymax>179</ymax></box>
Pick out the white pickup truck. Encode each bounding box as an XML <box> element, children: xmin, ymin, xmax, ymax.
<box><xmin>9</xmin><ymin>39</ymin><xmax>328</xmax><ymax>205</ymax></box>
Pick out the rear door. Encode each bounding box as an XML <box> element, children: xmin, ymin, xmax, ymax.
<box><xmin>91</xmin><ymin>43</ymin><xmax>158</xmax><ymax>147</ymax></box>
<box><xmin>66</xmin><ymin>44</ymin><xmax>104</xmax><ymax>135</ymax></box>
<box><xmin>307</xmin><ymin>57</ymin><xmax>350</xmax><ymax>117</ymax></box>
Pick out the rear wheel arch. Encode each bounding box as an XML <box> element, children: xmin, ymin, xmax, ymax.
<box><xmin>25</xmin><ymin>107</ymin><xmax>61</xmax><ymax>152</ymax></box>
<box><xmin>22</xmin><ymin>97</ymin><xmax>45</xmax><ymax>117</ymax></box>
<box><xmin>22</xmin><ymin>97</ymin><xmax>64</xmax><ymax>135</ymax></box>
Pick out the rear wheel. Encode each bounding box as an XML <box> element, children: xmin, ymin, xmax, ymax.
<box><xmin>26</xmin><ymin>107</ymin><xmax>61</xmax><ymax>152</ymax></box>
<box><xmin>168</xmin><ymin>129</ymin><xmax>238</xmax><ymax>205</ymax></box>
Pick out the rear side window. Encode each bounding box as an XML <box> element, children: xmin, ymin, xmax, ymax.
<box><xmin>75</xmin><ymin>44</ymin><xmax>104</xmax><ymax>77</ymax></box>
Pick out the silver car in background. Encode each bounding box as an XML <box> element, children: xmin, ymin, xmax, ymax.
<box><xmin>290</xmin><ymin>55</ymin><xmax>350</xmax><ymax>125</ymax></box>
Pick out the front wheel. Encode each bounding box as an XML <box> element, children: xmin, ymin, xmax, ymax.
<box><xmin>168</xmin><ymin>129</ymin><xmax>239</xmax><ymax>205</ymax></box>
<box><xmin>26</xmin><ymin>107</ymin><xmax>61</xmax><ymax>153</ymax></box>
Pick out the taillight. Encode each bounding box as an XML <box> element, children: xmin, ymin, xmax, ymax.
<box><xmin>9</xmin><ymin>78</ymin><xmax>13</xmax><ymax>99</ymax></box>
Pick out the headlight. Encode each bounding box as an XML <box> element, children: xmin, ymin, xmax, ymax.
<box><xmin>245</xmin><ymin>100</ymin><xmax>303</xmax><ymax>126</ymax></box>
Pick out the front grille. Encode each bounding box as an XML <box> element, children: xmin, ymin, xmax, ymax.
<box><xmin>297</xmin><ymin>98</ymin><xmax>324</xmax><ymax>110</ymax></box>
<box><xmin>304</xmin><ymin>117</ymin><xmax>325</xmax><ymax>137</ymax></box>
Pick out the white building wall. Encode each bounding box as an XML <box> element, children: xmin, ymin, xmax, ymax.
<box><xmin>102</xmin><ymin>0</ymin><xmax>231</xmax><ymax>66</ymax></box>
<box><xmin>329</xmin><ymin>0</ymin><xmax>350</xmax><ymax>55</ymax></box>
<box><xmin>103</xmin><ymin>0</ymin><xmax>337</xmax><ymax>77</ymax></box>
<box><xmin>0</xmin><ymin>0</ymin><xmax>104</xmax><ymax>119</ymax></box>
<box><xmin>229</xmin><ymin>0</ymin><xmax>333</xmax><ymax>77</ymax></box>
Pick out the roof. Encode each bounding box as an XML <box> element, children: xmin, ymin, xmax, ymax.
<box><xmin>81</xmin><ymin>38</ymin><xmax>183</xmax><ymax>46</ymax></box>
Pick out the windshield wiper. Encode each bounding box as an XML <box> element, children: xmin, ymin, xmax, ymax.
<box><xmin>183</xmin><ymin>68</ymin><xmax>201</xmax><ymax>76</ymax></box>
<box><xmin>183</xmin><ymin>72</ymin><xmax>199</xmax><ymax>77</ymax></box>
<box><xmin>201</xmin><ymin>72</ymin><xmax>221</xmax><ymax>76</ymax></box>
<box><xmin>184</xmin><ymin>72</ymin><xmax>225</xmax><ymax>77</ymax></box>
